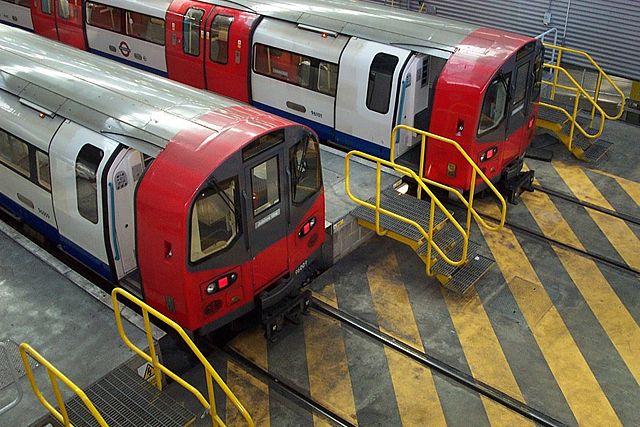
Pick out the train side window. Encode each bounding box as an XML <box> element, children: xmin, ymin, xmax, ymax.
<box><xmin>75</xmin><ymin>144</ymin><xmax>103</xmax><ymax>224</ymax></box>
<box><xmin>41</xmin><ymin>0</ymin><xmax>52</xmax><ymax>15</ymax></box>
<box><xmin>126</xmin><ymin>11</ymin><xmax>165</xmax><ymax>45</ymax></box>
<box><xmin>36</xmin><ymin>150</ymin><xmax>51</xmax><ymax>191</ymax></box>
<box><xmin>0</xmin><ymin>130</ymin><xmax>30</xmax><ymax>177</ymax></box>
<box><xmin>251</xmin><ymin>156</ymin><xmax>279</xmax><ymax>215</ymax></box>
<box><xmin>290</xmin><ymin>132</ymin><xmax>321</xmax><ymax>205</ymax></box>
<box><xmin>210</xmin><ymin>15</ymin><xmax>233</xmax><ymax>64</ymax></box>
<box><xmin>190</xmin><ymin>179</ymin><xmax>238</xmax><ymax>263</ymax></box>
<box><xmin>57</xmin><ymin>0</ymin><xmax>70</xmax><ymax>19</ymax></box>
<box><xmin>183</xmin><ymin>8</ymin><xmax>204</xmax><ymax>56</ymax></box>
<box><xmin>478</xmin><ymin>74</ymin><xmax>510</xmax><ymax>137</ymax></box>
<box><xmin>532</xmin><ymin>48</ymin><xmax>544</xmax><ymax>101</ymax></box>
<box><xmin>317</xmin><ymin>62</ymin><xmax>338</xmax><ymax>96</ymax></box>
<box><xmin>86</xmin><ymin>2</ymin><xmax>122</xmax><ymax>33</ymax></box>
<box><xmin>367</xmin><ymin>53</ymin><xmax>399</xmax><ymax>114</ymax></box>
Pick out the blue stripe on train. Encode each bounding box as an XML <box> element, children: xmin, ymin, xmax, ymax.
<box><xmin>251</xmin><ymin>102</ymin><xmax>391</xmax><ymax>159</ymax></box>
<box><xmin>0</xmin><ymin>192</ymin><xmax>113</xmax><ymax>280</ymax></box>
<box><xmin>89</xmin><ymin>48</ymin><xmax>168</xmax><ymax>77</ymax></box>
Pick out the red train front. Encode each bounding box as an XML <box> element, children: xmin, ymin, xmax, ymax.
<box><xmin>137</xmin><ymin>109</ymin><xmax>324</xmax><ymax>333</ymax></box>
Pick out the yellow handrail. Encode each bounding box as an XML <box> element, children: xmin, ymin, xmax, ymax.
<box><xmin>112</xmin><ymin>288</ymin><xmax>254</xmax><ymax>427</ymax></box>
<box><xmin>19</xmin><ymin>343</ymin><xmax>108</xmax><ymax>427</ymax></box>
<box><xmin>543</xmin><ymin>43</ymin><xmax>626</xmax><ymax>121</ymax></box>
<box><xmin>390</xmin><ymin>124</ymin><xmax>507</xmax><ymax>232</ymax></box>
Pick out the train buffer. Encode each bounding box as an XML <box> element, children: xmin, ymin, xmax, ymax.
<box><xmin>346</xmin><ymin>125</ymin><xmax>507</xmax><ymax>295</ymax></box>
<box><xmin>536</xmin><ymin>44</ymin><xmax>626</xmax><ymax>162</ymax></box>
<box><xmin>17</xmin><ymin>288</ymin><xmax>255</xmax><ymax>427</ymax></box>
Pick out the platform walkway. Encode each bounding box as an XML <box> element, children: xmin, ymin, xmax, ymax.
<box><xmin>0</xmin><ymin>221</ymin><xmax>157</xmax><ymax>426</ymax></box>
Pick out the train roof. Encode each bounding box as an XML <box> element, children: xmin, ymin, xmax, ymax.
<box><xmin>209</xmin><ymin>0</ymin><xmax>485</xmax><ymax>56</ymax></box>
<box><xmin>0</xmin><ymin>25</ymin><xmax>240</xmax><ymax>156</ymax></box>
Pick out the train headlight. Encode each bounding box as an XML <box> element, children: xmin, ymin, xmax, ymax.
<box><xmin>480</xmin><ymin>147</ymin><xmax>498</xmax><ymax>162</ymax></box>
<box><xmin>206</xmin><ymin>272</ymin><xmax>238</xmax><ymax>294</ymax></box>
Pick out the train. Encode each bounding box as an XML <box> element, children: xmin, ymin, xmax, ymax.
<box><xmin>0</xmin><ymin>0</ymin><xmax>542</xmax><ymax>196</ymax></box>
<box><xmin>0</xmin><ymin>25</ymin><xmax>325</xmax><ymax>334</ymax></box>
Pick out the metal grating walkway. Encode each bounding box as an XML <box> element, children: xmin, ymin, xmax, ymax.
<box><xmin>0</xmin><ymin>339</ymin><xmax>37</xmax><ymax>389</ymax></box>
<box><xmin>351</xmin><ymin>188</ymin><xmax>447</xmax><ymax>241</ymax></box>
<box><xmin>57</xmin><ymin>365</ymin><xmax>195</xmax><ymax>427</ymax></box>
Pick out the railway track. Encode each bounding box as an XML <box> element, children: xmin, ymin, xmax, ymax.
<box><xmin>219</xmin><ymin>298</ymin><xmax>567</xmax><ymax>427</ymax></box>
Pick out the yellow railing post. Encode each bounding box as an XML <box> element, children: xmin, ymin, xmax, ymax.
<box><xmin>591</xmin><ymin>72</ymin><xmax>603</xmax><ymax>128</ymax></box>
<box><xmin>111</xmin><ymin>288</ymin><xmax>254</xmax><ymax>427</ymax></box>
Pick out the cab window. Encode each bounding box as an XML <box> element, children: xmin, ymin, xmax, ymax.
<box><xmin>190</xmin><ymin>179</ymin><xmax>238</xmax><ymax>263</ymax></box>
<box><xmin>366</xmin><ymin>53</ymin><xmax>398</xmax><ymax>114</ymax></box>
<box><xmin>290</xmin><ymin>133</ymin><xmax>321</xmax><ymax>205</ymax></box>
<box><xmin>478</xmin><ymin>74</ymin><xmax>510</xmax><ymax>137</ymax></box>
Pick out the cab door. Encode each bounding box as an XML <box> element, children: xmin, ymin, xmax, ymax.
<box><xmin>166</xmin><ymin>0</ymin><xmax>215</xmax><ymax>88</ymax></box>
<box><xmin>242</xmin><ymin>139</ymin><xmax>289</xmax><ymax>291</ymax></box>
<box><xmin>204</xmin><ymin>8</ymin><xmax>257</xmax><ymax>102</ymax></box>
<box><xmin>31</xmin><ymin>0</ymin><xmax>59</xmax><ymax>41</ymax></box>
<box><xmin>106</xmin><ymin>148</ymin><xmax>144</xmax><ymax>278</ymax></box>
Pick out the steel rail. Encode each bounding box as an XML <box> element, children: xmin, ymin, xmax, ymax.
<box><xmin>311</xmin><ymin>299</ymin><xmax>567</xmax><ymax>427</ymax></box>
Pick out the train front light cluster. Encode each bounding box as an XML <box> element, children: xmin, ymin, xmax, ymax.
<box><xmin>206</xmin><ymin>272</ymin><xmax>238</xmax><ymax>295</ymax></box>
<box><xmin>480</xmin><ymin>147</ymin><xmax>498</xmax><ymax>162</ymax></box>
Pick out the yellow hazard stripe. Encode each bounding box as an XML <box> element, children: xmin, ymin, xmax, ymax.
<box><xmin>552</xmin><ymin>162</ymin><xmax>640</xmax><ymax>270</ymax></box>
<box><xmin>521</xmin><ymin>190</ymin><xmax>640</xmax><ymax>384</ymax></box>
<box><xmin>444</xmin><ymin>291</ymin><xmax>533</xmax><ymax>426</ymax></box>
<box><xmin>481</xmin><ymin>203</ymin><xmax>621</xmax><ymax>426</ymax></box>
<box><xmin>589</xmin><ymin>168</ymin><xmax>640</xmax><ymax>207</ymax></box>
<box><xmin>366</xmin><ymin>253</ymin><xmax>447</xmax><ymax>426</ymax></box>
<box><xmin>304</xmin><ymin>312</ymin><xmax>358</xmax><ymax>425</ymax></box>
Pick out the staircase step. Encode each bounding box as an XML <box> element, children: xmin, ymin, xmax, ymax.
<box><xmin>57</xmin><ymin>365</ymin><xmax>196</xmax><ymax>427</ymax></box>
<box><xmin>352</xmin><ymin>188</ymin><xmax>447</xmax><ymax>242</ymax></box>
<box><xmin>415</xmin><ymin>222</ymin><xmax>464</xmax><ymax>258</ymax></box>
<box><xmin>537</xmin><ymin>106</ymin><xmax>568</xmax><ymax>124</ymax></box>
<box><xmin>431</xmin><ymin>240</ymin><xmax>494</xmax><ymax>295</ymax></box>
<box><xmin>581</xmin><ymin>139</ymin><xmax>613</xmax><ymax>162</ymax></box>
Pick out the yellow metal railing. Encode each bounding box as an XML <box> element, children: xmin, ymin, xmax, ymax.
<box><xmin>538</xmin><ymin>64</ymin><xmax>608</xmax><ymax>151</ymax></box>
<box><xmin>112</xmin><ymin>288</ymin><xmax>254</xmax><ymax>427</ymax></box>
<box><xmin>543</xmin><ymin>43</ymin><xmax>626</xmax><ymax>123</ymax></box>
<box><xmin>19</xmin><ymin>343</ymin><xmax>108</xmax><ymax>427</ymax></box>
<box><xmin>346</xmin><ymin>125</ymin><xmax>506</xmax><ymax>276</ymax></box>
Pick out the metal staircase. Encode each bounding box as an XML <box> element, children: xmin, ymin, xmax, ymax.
<box><xmin>347</xmin><ymin>125</ymin><xmax>506</xmax><ymax>295</ymax></box>
<box><xmin>537</xmin><ymin>44</ymin><xmax>625</xmax><ymax>161</ymax></box>
<box><xmin>19</xmin><ymin>288</ymin><xmax>255</xmax><ymax>427</ymax></box>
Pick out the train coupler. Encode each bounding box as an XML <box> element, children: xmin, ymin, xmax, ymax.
<box><xmin>503</xmin><ymin>169</ymin><xmax>535</xmax><ymax>204</ymax></box>
<box><xmin>259</xmin><ymin>283</ymin><xmax>311</xmax><ymax>342</ymax></box>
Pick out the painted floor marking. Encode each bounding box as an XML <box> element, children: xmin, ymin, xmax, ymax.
<box><xmin>366</xmin><ymin>253</ymin><xmax>447</xmax><ymax>426</ymax></box>
<box><xmin>590</xmin><ymin>167</ymin><xmax>640</xmax><ymax>208</ymax></box>
<box><xmin>226</xmin><ymin>327</ymin><xmax>270</xmax><ymax>426</ymax></box>
<box><xmin>443</xmin><ymin>291</ymin><xmax>533</xmax><ymax>427</ymax></box>
<box><xmin>522</xmin><ymin>189</ymin><xmax>640</xmax><ymax>384</ymax></box>
<box><xmin>481</xmin><ymin>203</ymin><xmax>621</xmax><ymax>426</ymax></box>
<box><xmin>552</xmin><ymin>161</ymin><xmax>640</xmax><ymax>270</ymax></box>
<box><xmin>304</xmin><ymin>312</ymin><xmax>358</xmax><ymax>425</ymax></box>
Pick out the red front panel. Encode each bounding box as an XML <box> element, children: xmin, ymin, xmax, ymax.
<box><xmin>31</xmin><ymin>0</ymin><xmax>58</xmax><ymax>41</ymax></box>
<box><xmin>54</xmin><ymin>0</ymin><xmax>86</xmax><ymax>49</ymax></box>
<box><xmin>204</xmin><ymin>7</ymin><xmax>257</xmax><ymax>103</ymax></box>
<box><xmin>166</xmin><ymin>0</ymin><xmax>215</xmax><ymax>88</ymax></box>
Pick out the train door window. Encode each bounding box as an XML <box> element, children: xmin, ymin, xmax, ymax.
<box><xmin>250</xmin><ymin>156</ymin><xmax>279</xmax><ymax>215</ymax></box>
<box><xmin>512</xmin><ymin>62</ymin><xmax>530</xmax><ymax>113</ymax></box>
<box><xmin>36</xmin><ymin>150</ymin><xmax>51</xmax><ymax>191</ymax></box>
<box><xmin>366</xmin><ymin>53</ymin><xmax>399</xmax><ymax>114</ymax></box>
<box><xmin>0</xmin><ymin>130</ymin><xmax>30</xmax><ymax>177</ymax></box>
<box><xmin>478</xmin><ymin>73</ymin><xmax>510</xmax><ymax>137</ymax></box>
<box><xmin>183</xmin><ymin>8</ymin><xmax>204</xmax><ymax>56</ymax></box>
<box><xmin>41</xmin><ymin>0</ymin><xmax>52</xmax><ymax>15</ymax></box>
<box><xmin>57</xmin><ymin>0</ymin><xmax>69</xmax><ymax>19</ymax></box>
<box><xmin>210</xmin><ymin>15</ymin><xmax>233</xmax><ymax>64</ymax></box>
<box><xmin>126</xmin><ymin>11</ymin><xmax>165</xmax><ymax>45</ymax></box>
<box><xmin>86</xmin><ymin>2</ymin><xmax>122</xmax><ymax>32</ymax></box>
<box><xmin>290</xmin><ymin>132</ymin><xmax>321</xmax><ymax>205</ymax></box>
<box><xmin>75</xmin><ymin>144</ymin><xmax>103</xmax><ymax>224</ymax></box>
<box><xmin>190</xmin><ymin>179</ymin><xmax>238</xmax><ymax>263</ymax></box>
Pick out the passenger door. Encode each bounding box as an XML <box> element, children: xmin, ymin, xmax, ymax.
<box><xmin>166</xmin><ymin>1</ymin><xmax>215</xmax><ymax>89</ymax></box>
<box><xmin>105</xmin><ymin>148</ymin><xmax>144</xmax><ymax>278</ymax></box>
<box><xmin>54</xmin><ymin>0</ymin><xmax>86</xmax><ymax>49</ymax></box>
<box><xmin>31</xmin><ymin>0</ymin><xmax>59</xmax><ymax>41</ymax></box>
<box><xmin>243</xmin><ymin>142</ymin><xmax>289</xmax><ymax>292</ymax></box>
<box><xmin>335</xmin><ymin>39</ymin><xmax>410</xmax><ymax>159</ymax></box>
<box><xmin>204</xmin><ymin>8</ymin><xmax>257</xmax><ymax>102</ymax></box>
<box><xmin>50</xmin><ymin>121</ymin><xmax>118</xmax><ymax>279</ymax></box>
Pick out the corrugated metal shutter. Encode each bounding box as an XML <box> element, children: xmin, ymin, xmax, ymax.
<box><xmin>365</xmin><ymin>0</ymin><xmax>640</xmax><ymax>81</ymax></box>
